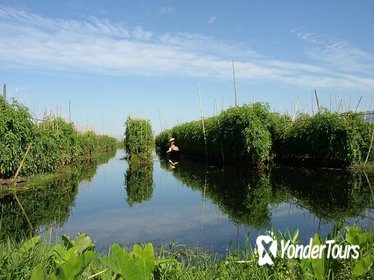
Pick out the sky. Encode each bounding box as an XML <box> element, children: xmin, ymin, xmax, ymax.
<box><xmin>1</xmin><ymin>0</ymin><xmax>374</xmax><ymax>138</ymax></box>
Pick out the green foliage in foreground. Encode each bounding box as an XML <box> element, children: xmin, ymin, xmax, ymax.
<box><xmin>124</xmin><ymin>117</ymin><xmax>153</xmax><ymax>161</ymax></box>
<box><xmin>0</xmin><ymin>226</ymin><xmax>372</xmax><ymax>279</ymax></box>
<box><xmin>155</xmin><ymin>103</ymin><xmax>373</xmax><ymax>167</ymax></box>
<box><xmin>0</xmin><ymin>97</ymin><xmax>117</xmax><ymax>178</ymax></box>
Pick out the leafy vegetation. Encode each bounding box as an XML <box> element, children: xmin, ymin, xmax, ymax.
<box><xmin>154</xmin><ymin>129</ymin><xmax>171</xmax><ymax>155</ymax></box>
<box><xmin>157</xmin><ymin>103</ymin><xmax>274</xmax><ymax>165</ymax></box>
<box><xmin>155</xmin><ymin>103</ymin><xmax>373</xmax><ymax>167</ymax></box>
<box><xmin>0</xmin><ymin>226</ymin><xmax>372</xmax><ymax>279</ymax></box>
<box><xmin>279</xmin><ymin>111</ymin><xmax>372</xmax><ymax>166</ymax></box>
<box><xmin>0</xmin><ymin>97</ymin><xmax>117</xmax><ymax>179</ymax></box>
<box><xmin>124</xmin><ymin>117</ymin><xmax>153</xmax><ymax>161</ymax></box>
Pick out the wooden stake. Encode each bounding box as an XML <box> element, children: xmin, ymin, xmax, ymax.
<box><xmin>12</xmin><ymin>143</ymin><xmax>33</xmax><ymax>229</ymax></box>
<box><xmin>232</xmin><ymin>60</ymin><xmax>238</xmax><ymax>107</ymax></box>
<box><xmin>314</xmin><ymin>90</ymin><xmax>320</xmax><ymax>113</ymax></box>
<box><xmin>363</xmin><ymin>172</ymin><xmax>374</xmax><ymax>201</ymax></box>
<box><xmin>69</xmin><ymin>99</ymin><xmax>71</xmax><ymax>123</ymax></box>
<box><xmin>364</xmin><ymin>128</ymin><xmax>374</xmax><ymax>167</ymax></box>
<box><xmin>3</xmin><ymin>83</ymin><xmax>6</xmax><ymax>100</ymax></box>
<box><xmin>13</xmin><ymin>143</ymin><xmax>32</xmax><ymax>184</ymax></box>
<box><xmin>14</xmin><ymin>193</ymin><xmax>33</xmax><ymax>229</ymax></box>
<box><xmin>292</xmin><ymin>97</ymin><xmax>300</xmax><ymax>121</ymax></box>
<box><xmin>198</xmin><ymin>83</ymin><xmax>208</xmax><ymax>163</ymax></box>
<box><xmin>355</xmin><ymin>96</ymin><xmax>362</xmax><ymax>113</ymax></box>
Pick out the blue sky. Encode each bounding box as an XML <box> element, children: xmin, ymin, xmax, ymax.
<box><xmin>1</xmin><ymin>1</ymin><xmax>374</xmax><ymax>138</ymax></box>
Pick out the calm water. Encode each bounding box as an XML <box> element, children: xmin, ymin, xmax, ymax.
<box><xmin>1</xmin><ymin>149</ymin><xmax>373</xmax><ymax>253</ymax></box>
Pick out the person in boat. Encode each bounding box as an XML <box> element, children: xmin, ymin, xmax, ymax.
<box><xmin>167</xmin><ymin>138</ymin><xmax>180</xmax><ymax>169</ymax></box>
<box><xmin>167</xmin><ymin>138</ymin><xmax>179</xmax><ymax>154</ymax></box>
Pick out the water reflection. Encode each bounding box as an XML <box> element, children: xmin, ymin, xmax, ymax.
<box><xmin>124</xmin><ymin>159</ymin><xmax>154</xmax><ymax>206</ymax></box>
<box><xmin>271</xmin><ymin>168</ymin><xmax>374</xmax><ymax>221</ymax></box>
<box><xmin>0</xmin><ymin>149</ymin><xmax>116</xmax><ymax>239</ymax></box>
<box><xmin>159</xmin><ymin>158</ymin><xmax>374</xmax><ymax>229</ymax></box>
<box><xmin>1</xmin><ymin>149</ymin><xmax>373</xmax><ymax>253</ymax></box>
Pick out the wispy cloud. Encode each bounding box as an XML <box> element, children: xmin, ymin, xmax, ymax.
<box><xmin>1</xmin><ymin>6</ymin><xmax>374</xmax><ymax>91</ymax></box>
<box><xmin>208</xmin><ymin>16</ymin><xmax>216</xmax><ymax>25</ymax></box>
<box><xmin>159</xmin><ymin>6</ymin><xmax>175</xmax><ymax>15</ymax></box>
<box><xmin>293</xmin><ymin>30</ymin><xmax>374</xmax><ymax>75</ymax></box>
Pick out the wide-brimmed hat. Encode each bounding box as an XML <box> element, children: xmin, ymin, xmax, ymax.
<box><xmin>168</xmin><ymin>138</ymin><xmax>175</xmax><ymax>142</ymax></box>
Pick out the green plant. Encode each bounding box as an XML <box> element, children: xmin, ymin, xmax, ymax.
<box><xmin>101</xmin><ymin>243</ymin><xmax>156</xmax><ymax>280</ymax></box>
<box><xmin>156</xmin><ymin>103</ymin><xmax>274</xmax><ymax>166</ymax></box>
<box><xmin>0</xmin><ymin>226</ymin><xmax>372</xmax><ymax>279</ymax></box>
<box><xmin>281</xmin><ymin>112</ymin><xmax>371</xmax><ymax>166</ymax></box>
<box><xmin>155</xmin><ymin>103</ymin><xmax>372</xmax><ymax>167</ymax></box>
<box><xmin>30</xmin><ymin>233</ymin><xmax>96</xmax><ymax>280</ymax></box>
<box><xmin>125</xmin><ymin>117</ymin><xmax>153</xmax><ymax>161</ymax></box>
<box><xmin>0</xmin><ymin>97</ymin><xmax>34</xmax><ymax>178</ymax></box>
<box><xmin>0</xmin><ymin>97</ymin><xmax>117</xmax><ymax>179</ymax></box>
<box><xmin>154</xmin><ymin>129</ymin><xmax>172</xmax><ymax>154</ymax></box>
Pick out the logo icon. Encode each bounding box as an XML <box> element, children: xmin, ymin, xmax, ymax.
<box><xmin>256</xmin><ymin>235</ymin><xmax>278</xmax><ymax>266</ymax></box>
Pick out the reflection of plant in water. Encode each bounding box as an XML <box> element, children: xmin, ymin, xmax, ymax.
<box><xmin>0</xmin><ymin>150</ymin><xmax>116</xmax><ymax>240</ymax></box>
<box><xmin>125</xmin><ymin>159</ymin><xmax>153</xmax><ymax>207</ymax></box>
<box><xmin>160</xmin><ymin>157</ymin><xmax>374</xmax><ymax>229</ymax></box>
<box><xmin>165</xmin><ymin>159</ymin><xmax>273</xmax><ymax>229</ymax></box>
<box><xmin>271</xmin><ymin>168</ymin><xmax>374</xmax><ymax>221</ymax></box>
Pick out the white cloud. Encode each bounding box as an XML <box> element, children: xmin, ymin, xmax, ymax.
<box><xmin>0</xmin><ymin>6</ymin><xmax>374</xmax><ymax>92</ymax></box>
<box><xmin>132</xmin><ymin>26</ymin><xmax>152</xmax><ymax>41</ymax></box>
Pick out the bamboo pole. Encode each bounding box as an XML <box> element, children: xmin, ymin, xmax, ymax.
<box><xmin>314</xmin><ymin>90</ymin><xmax>320</xmax><ymax>113</ymax></box>
<box><xmin>3</xmin><ymin>83</ymin><xmax>6</xmax><ymax>100</ymax></box>
<box><xmin>199</xmin><ymin>174</ymin><xmax>207</xmax><ymax>241</ymax></box>
<box><xmin>363</xmin><ymin>99</ymin><xmax>374</xmax><ymax>167</ymax></box>
<box><xmin>69</xmin><ymin>99</ymin><xmax>71</xmax><ymax>123</ymax></box>
<box><xmin>14</xmin><ymin>193</ymin><xmax>33</xmax><ymax>229</ymax></box>
<box><xmin>363</xmin><ymin>172</ymin><xmax>374</xmax><ymax>201</ymax></box>
<box><xmin>354</xmin><ymin>96</ymin><xmax>362</xmax><ymax>113</ymax></box>
<box><xmin>12</xmin><ymin>143</ymin><xmax>32</xmax><ymax>184</ymax></box>
<box><xmin>198</xmin><ymin>83</ymin><xmax>208</xmax><ymax>163</ymax></box>
<box><xmin>364</xmin><ymin>128</ymin><xmax>374</xmax><ymax>167</ymax></box>
<box><xmin>292</xmin><ymin>97</ymin><xmax>300</xmax><ymax>121</ymax></box>
<box><xmin>12</xmin><ymin>143</ymin><xmax>33</xmax><ymax>229</ymax></box>
<box><xmin>232</xmin><ymin>60</ymin><xmax>238</xmax><ymax>107</ymax></box>
<box><xmin>329</xmin><ymin>94</ymin><xmax>332</xmax><ymax>112</ymax></box>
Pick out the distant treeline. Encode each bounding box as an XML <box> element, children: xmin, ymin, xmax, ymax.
<box><xmin>0</xmin><ymin>97</ymin><xmax>117</xmax><ymax>179</ymax></box>
<box><xmin>155</xmin><ymin>103</ymin><xmax>373</xmax><ymax>167</ymax></box>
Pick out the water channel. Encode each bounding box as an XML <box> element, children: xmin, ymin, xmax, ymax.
<box><xmin>1</xmin><ymin>149</ymin><xmax>373</xmax><ymax>253</ymax></box>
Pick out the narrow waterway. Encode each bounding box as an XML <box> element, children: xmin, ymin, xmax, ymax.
<box><xmin>1</xmin><ymin>149</ymin><xmax>373</xmax><ymax>253</ymax></box>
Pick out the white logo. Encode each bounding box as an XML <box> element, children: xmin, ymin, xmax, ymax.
<box><xmin>256</xmin><ymin>235</ymin><xmax>278</xmax><ymax>266</ymax></box>
<box><xmin>256</xmin><ymin>234</ymin><xmax>360</xmax><ymax>266</ymax></box>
